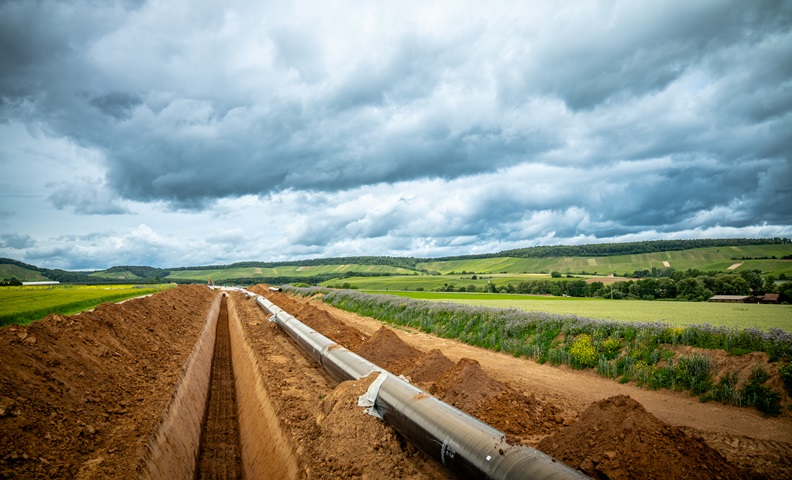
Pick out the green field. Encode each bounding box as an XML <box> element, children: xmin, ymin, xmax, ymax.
<box><xmin>359</xmin><ymin>291</ymin><xmax>792</xmax><ymax>331</ymax></box>
<box><xmin>415</xmin><ymin>245</ymin><xmax>792</xmax><ymax>276</ymax></box>
<box><xmin>0</xmin><ymin>284</ymin><xmax>175</xmax><ymax>326</ymax></box>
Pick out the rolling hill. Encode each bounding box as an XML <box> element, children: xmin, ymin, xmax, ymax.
<box><xmin>2</xmin><ymin>237</ymin><xmax>790</xmax><ymax>285</ymax></box>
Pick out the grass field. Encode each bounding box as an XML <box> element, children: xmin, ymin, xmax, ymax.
<box><xmin>0</xmin><ymin>284</ymin><xmax>175</xmax><ymax>326</ymax></box>
<box><xmin>359</xmin><ymin>290</ymin><xmax>792</xmax><ymax>331</ymax></box>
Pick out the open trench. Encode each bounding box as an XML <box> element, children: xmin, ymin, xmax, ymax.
<box><xmin>138</xmin><ymin>292</ymin><xmax>299</xmax><ymax>480</ymax></box>
<box><xmin>196</xmin><ymin>296</ymin><xmax>242</xmax><ymax>479</ymax></box>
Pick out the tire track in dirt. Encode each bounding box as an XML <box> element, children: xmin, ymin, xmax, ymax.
<box><xmin>196</xmin><ymin>296</ymin><xmax>242</xmax><ymax>479</ymax></box>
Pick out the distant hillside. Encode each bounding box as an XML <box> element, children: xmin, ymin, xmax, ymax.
<box><xmin>0</xmin><ymin>263</ymin><xmax>48</xmax><ymax>282</ymax></box>
<box><xmin>417</xmin><ymin>244</ymin><xmax>792</xmax><ymax>277</ymax></box>
<box><xmin>432</xmin><ymin>238</ymin><xmax>791</xmax><ymax>261</ymax></box>
<box><xmin>2</xmin><ymin>237</ymin><xmax>790</xmax><ymax>285</ymax></box>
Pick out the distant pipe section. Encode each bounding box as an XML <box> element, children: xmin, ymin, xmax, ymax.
<box><xmin>247</xmin><ymin>291</ymin><xmax>588</xmax><ymax>480</ymax></box>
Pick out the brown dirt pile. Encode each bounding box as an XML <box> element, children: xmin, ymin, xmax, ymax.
<box><xmin>0</xmin><ymin>285</ymin><xmax>216</xmax><ymax>479</ymax></box>
<box><xmin>432</xmin><ymin>357</ymin><xmax>563</xmax><ymax>445</ymax></box>
<box><xmin>405</xmin><ymin>349</ymin><xmax>455</xmax><ymax>388</ymax></box>
<box><xmin>538</xmin><ymin>395</ymin><xmax>754</xmax><ymax>480</ymax></box>
<box><xmin>679</xmin><ymin>428</ymin><xmax>792</xmax><ymax>480</ymax></box>
<box><xmin>354</xmin><ymin>327</ymin><xmax>423</xmax><ymax>375</ymax></box>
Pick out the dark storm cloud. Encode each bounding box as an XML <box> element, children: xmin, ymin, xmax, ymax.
<box><xmin>0</xmin><ymin>233</ymin><xmax>36</xmax><ymax>249</ymax></box>
<box><xmin>89</xmin><ymin>92</ymin><xmax>142</xmax><ymax>120</ymax></box>
<box><xmin>501</xmin><ymin>0</ymin><xmax>792</xmax><ymax>111</ymax></box>
<box><xmin>1</xmin><ymin>0</ymin><xmax>790</xmax><ymax>255</ymax></box>
<box><xmin>47</xmin><ymin>178</ymin><xmax>131</xmax><ymax>215</ymax></box>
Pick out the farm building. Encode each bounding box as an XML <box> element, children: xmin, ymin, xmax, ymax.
<box><xmin>759</xmin><ymin>293</ymin><xmax>780</xmax><ymax>304</ymax></box>
<box><xmin>708</xmin><ymin>295</ymin><xmax>756</xmax><ymax>303</ymax></box>
<box><xmin>21</xmin><ymin>281</ymin><xmax>60</xmax><ymax>286</ymax></box>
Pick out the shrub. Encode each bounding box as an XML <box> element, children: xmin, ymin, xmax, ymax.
<box><xmin>569</xmin><ymin>334</ymin><xmax>598</xmax><ymax>368</ymax></box>
<box><xmin>596</xmin><ymin>357</ymin><xmax>618</xmax><ymax>378</ymax></box>
<box><xmin>599</xmin><ymin>337</ymin><xmax>622</xmax><ymax>359</ymax></box>
<box><xmin>779</xmin><ymin>361</ymin><xmax>792</xmax><ymax>396</ymax></box>
<box><xmin>675</xmin><ymin>354</ymin><xmax>714</xmax><ymax>395</ymax></box>
<box><xmin>705</xmin><ymin>370</ymin><xmax>744</xmax><ymax>406</ymax></box>
<box><xmin>741</xmin><ymin>366</ymin><xmax>782</xmax><ymax>416</ymax></box>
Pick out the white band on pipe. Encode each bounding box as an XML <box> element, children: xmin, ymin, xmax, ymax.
<box><xmin>357</xmin><ymin>371</ymin><xmax>388</xmax><ymax>420</ymax></box>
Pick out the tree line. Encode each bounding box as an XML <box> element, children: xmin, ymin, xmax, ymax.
<box><xmin>434</xmin><ymin>269</ymin><xmax>791</xmax><ymax>303</ymax></box>
<box><xmin>497</xmin><ymin>269</ymin><xmax>792</xmax><ymax>303</ymax></box>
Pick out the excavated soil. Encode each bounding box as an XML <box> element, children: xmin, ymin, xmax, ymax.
<box><xmin>538</xmin><ymin>395</ymin><xmax>752</xmax><ymax>479</ymax></box>
<box><xmin>0</xmin><ymin>285</ymin><xmax>216</xmax><ymax>479</ymax></box>
<box><xmin>2</xmin><ymin>284</ymin><xmax>791</xmax><ymax>479</ymax></box>
<box><xmin>353</xmin><ymin>327</ymin><xmax>423</xmax><ymax>375</ymax></box>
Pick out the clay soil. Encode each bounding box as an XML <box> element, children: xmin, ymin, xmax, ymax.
<box><xmin>0</xmin><ymin>284</ymin><xmax>216</xmax><ymax>478</ymax></box>
<box><xmin>1</xmin><ymin>284</ymin><xmax>791</xmax><ymax>479</ymax></box>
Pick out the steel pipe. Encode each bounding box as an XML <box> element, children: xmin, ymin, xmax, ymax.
<box><xmin>252</xmin><ymin>293</ymin><xmax>588</xmax><ymax>480</ymax></box>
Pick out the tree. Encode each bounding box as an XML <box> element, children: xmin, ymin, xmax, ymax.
<box><xmin>588</xmin><ymin>281</ymin><xmax>605</xmax><ymax>297</ymax></box>
<box><xmin>568</xmin><ymin>279</ymin><xmax>588</xmax><ymax>297</ymax></box>
<box><xmin>764</xmin><ymin>275</ymin><xmax>777</xmax><ymax>294</ymax></box>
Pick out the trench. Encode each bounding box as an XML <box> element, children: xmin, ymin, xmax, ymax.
<box><xmin>138</xmin><ymin>291</ymin><xmax>298</xmax><ymax>480</ymax></box>
<box><xmin>196</xmin><ymin>296</ymin><xmax>243</xmax><ymax>479</ymax></box>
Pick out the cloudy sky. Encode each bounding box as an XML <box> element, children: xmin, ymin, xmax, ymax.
<box><xmin>1</xmin><ymin>0</ymin><xmax>791</xmax><ymax>270</ymax></box>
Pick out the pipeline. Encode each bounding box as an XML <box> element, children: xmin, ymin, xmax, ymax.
<box><xmin>245</xmin><ymin>290</ymin><xmax>589</xmax><ymax>480</ymax></box>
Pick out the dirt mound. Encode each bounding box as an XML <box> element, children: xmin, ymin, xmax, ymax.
<box><xmin>431</xmin><ymin>357</ymin><xmax>563</xmax><ymax>445</ymax></box>
<box><xmin>477</xmin><ymin>390</ymin><xmax>565</xmax><ymax>445</ymax></box>
<box><xmin>260</xmin><ymin>289</ymin><xmax>302</xmax><ymax>312</ymax></box>
<box><xmin>314</xmin><ymin>374</ymin><xmax>448</xmax><ymax>479</ymax></box>
<box><xmin>433</xmin><ymin>358</ymin><xmax>507</xmax><ymax>412</ymax></box>
<box><xmin>354</xmin><ymin>327</ymin><xmax>423</xmax><ymax>375</ymax></box>
<box><xmin>0</xmin><ymin>285</ymin><xmax>216</xmax><ymax>479</ymax></box>
<box><xmin>405</xmin><ymin>349</ymin><xmax>454</xmax><ymax>388</ymax></box>
<box><xmin>296</xmin><ymin>307</ymin><xmax>369</xmax><ymax>349</ymax></box>
<box><xmin>260</xmin><ymin>290</ymin><xmax>369</xmax><ymax>350</ymax></box>
<box><xmin>538</xmin><ymin>395</ymin><xmax>753</xmax><ymax>480</ymax></box>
